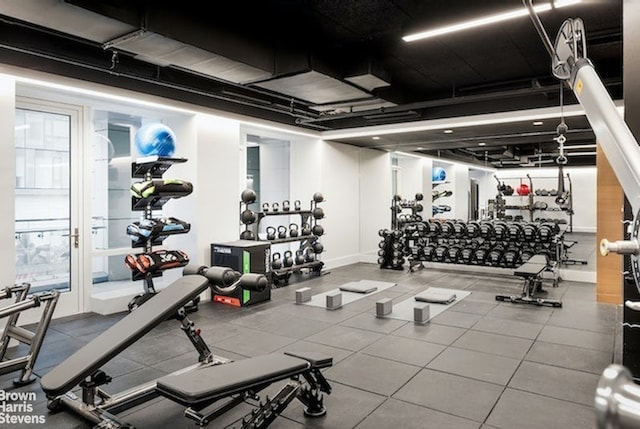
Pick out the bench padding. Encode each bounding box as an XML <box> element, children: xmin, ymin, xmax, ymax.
<box><xmin>514</xmin><ymin>254</ymin><xmax>548</xmax><ymax>277</ymax></box>
<box><xmin>40</xmin><ymin>275</ymin><xmax>209</xmax><ymax>397</ymax></box>
<box><xmin>156</xmin><ymin>354</ymin><xmax>311</xmax><ymax>407</ymax></box>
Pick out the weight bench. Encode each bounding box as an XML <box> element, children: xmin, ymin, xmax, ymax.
<box><xmin>0</xmin><ymin>283</ymin><xmax>59</xmax><ymax>386</ymax></box>
<box><xmin>495</xmin><ymin>254</ymin><xmax>562</xmax><ymax>307</ymax></box>
<box><xmin>40</xmin><ymin>267</ymin><xmax>332</xmax><ymax>429</ymax></box>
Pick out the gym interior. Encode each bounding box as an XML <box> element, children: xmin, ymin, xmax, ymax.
<box><xmin>0</xmin><ymin>1</ymin><xmax>636</xmax><ymax>428</ymax></box>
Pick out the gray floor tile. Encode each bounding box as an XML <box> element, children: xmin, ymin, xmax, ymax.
<box><xmin>213</xmin><ymin>329</ymin><xmax>297</xmax><ymax>357</ymax></box>
<box><xmin>508</xmin><ymin>361</ymin><xmax>601</xmax><ymax>406</ymax></box>
<box><xmin>485</xmin><ymin>304</ymin><xmax>554</xmax><ymax>324</ymax></box>
<box><xmin>325</xmin><ymin>353</ymin><xmax>420</xmax><ymax>395</ymax></box>
<box><xmin>120</xmin><ymin>331</ymin><xmax>200</xmax><ymax>365</ymax></box>
<box><xmin>486</xmin><ymin>388</ymin><xmax>596</xmax><ymax>429</ymax></box>
<box><xmin>525</xmin><ymin>341</ymin><xmax>613</xmax><ymax>374</ymax></box>
<box><xmin>537</xmin><ymin>325</ymin><xmax>614</xmax><ymax>352</ymax></box>
<box><xmin>362</xmin><ymin>335</ymin><xmax>446</xmax><ymax>367</ymax></box>
<box><xmin>392</xmin><ymin>322</ymin><xmax>467</xmax><ymax>345</ymax></box>
<box><xmin>432</xmin><ymin>309</ymin><xmax>482</xmax><ymax>328</ymax></box>
<box><xmin>452</xmin><ymin>330</ymin><xmax>533</xmax><ymax>360</ymax></box>
<box><xmin>355</xmin><ymin>398</ymin><xmax>480</xmax><ymax>429</ymax></box>
<box><xmin>450</xmin><ymin>299</ymin><xmax>498</xmax><ymax>315</ymax></box>
<box><xmin>306</xmin><ymin>325</ymin><xmax>385</xmax><ymax>351</ymax></box>
<box><xmin>546</xmin><ymin>300</ymin><xmax>617</xmax><ymax>334</ymax></box>
<box><xmin>427</xmin><ymin>346</ymin><xmax>520</xmax><ymax>385</ymax></box>
<box><xmin>283</xmin><ymin>381</ymin><xmax>387</xmax><ymax>428</ymax></box>
<box><xmin>472</xmin><ymin>316</ymin><xmax>544</xmax><ymax>340</ymax></box>
<box><xmin>393</xmin><ymin>368</ymin><xmax>504</xmax><ymax>422</ymax></box>
<box><xmin>340</xmin><ymin>312</ymin><xmax>407</xmax><ymax>334</ymax></box>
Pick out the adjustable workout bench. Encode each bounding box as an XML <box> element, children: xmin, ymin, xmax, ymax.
<box><xmin>0</xmin><ymin>283</ymin><xmax>59</xmax><ymax>386</ymax></box>
<box><xmin>40</xmin><ymin>267</ymin><xmax>332</xmax><ymax>429</ymax></box>
<box><xmin>495</xmin><ymin>254</ymin><xmax>562</xmax><ymax>307</ymax></box>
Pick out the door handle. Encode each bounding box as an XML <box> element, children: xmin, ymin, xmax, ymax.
<box><xmin>62</xmin><ymin>227</ymin><xmax>79</xmax><ymax>248</ymax></box>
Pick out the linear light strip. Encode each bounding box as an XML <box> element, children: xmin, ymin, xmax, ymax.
<box><xmin>403</xmin><ymin>0</ymin><xmax>582</xmax><ymax>42</ymax></box>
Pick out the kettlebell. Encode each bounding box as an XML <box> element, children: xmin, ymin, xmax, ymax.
<box><xmin>282</xmin><ymin>200</ymin><xmax>291</xmax><ymax>211</ymax></box>
<box><xmin>283</xmin><ymin>250</ymin><xmax>294</xmax><ymax>267</ymax></box>
<box><xmin>272</xmin><ymin>202</ymin><xmax>280</xmax><ymax>212</ymax></box>
<box><xmin>305</xmin><ymin>248</ymin><xmax>316</xmax><ymax>262</ymax></box>
<box><xmin>271</xmin><ymin>252</ymin><xmax>282</xmax><ymax>270</ymax></box>
<box><xmin>294</xmin><ymin>200</ymin><xmax>301</xmax><ymax>211</ymax></box>
<box><xmin>301</xmin><ymin>222</ymin><xmax>311</xmax><ymax>236</ymax></box>
<box><xmin>262</xmin><ymin>202</ymin><xmax>269</xmax><ymax>212</ymax></box>
<box><xmin>312</xmin><ymin>224</ymin><xmax>324</xmax><ymax>236</ymax></box>
<box><xmin>266</xmin><ymin>226</ymin><xmax>276</xmax><ymax>241</ymax></box>
<box><xmin>289</xmin><ymin>223</ymin><xmax>299</xmax><ymax>237</ymax></box>
<box><xmin>278</xmin><ymin>225</ymin><xmax>288</xmax><ymax>239</ymax></box>
<box><xmin>295</xmin><ymin>249</ymin><xmax>306</xmax><ymax>265</ymax></box>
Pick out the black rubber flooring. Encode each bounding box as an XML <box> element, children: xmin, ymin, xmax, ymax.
<box><xmin>0</xmin><ymin>261</ymin><xmax>617</xmax><ymax>428</ymax></box>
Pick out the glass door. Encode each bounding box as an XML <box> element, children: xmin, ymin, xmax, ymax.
<box><xmin>14</xmin><ymin>100</ymin><xmax>82</xmax><ymax>317</ymax></box>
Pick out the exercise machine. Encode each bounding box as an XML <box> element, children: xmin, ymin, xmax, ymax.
<box><xmin>0</xmin><ymin>283</ymin><xmax>59</xmax><ymax>386</ymax></box>
<box><xmin>522</xmin><ymin>1</ymin><xmax>640</xmax><ymax>427</ymax></box>
<box><xmin>495</xmin><ymin>255</ymin><xmax>562</xmax><ymax>308</ymax></box>
<box><xmin>40</xmin><ymin>266</ymin><xmax>332</xmax><ymax>429</ymax></box>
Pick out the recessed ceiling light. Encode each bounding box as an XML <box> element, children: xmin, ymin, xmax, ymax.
<box><xmin>372</xmin><ymin>136</ymin><xmax>380</xmax><ymax>140</ymax></box>
<box><xmin>444</xmin><ymin>129</ymin><xmax>453</xmax><ymax>134</ymax></box>
<box><xmin>533</xmin><ymin>121</ymin><xmax>544</xmax><ymax>126</ymax></box>
<box><xmin>402</xmin><ymin>0</ymin><xmax>582</xmax><ymax>42</ymax></box>
<box><xmin>478</xmin><ymin>142</ymin><xmax>486</xmax><ymax>146</ymax></box>
<box><xmin>416</xmin><ymin>146</ymin><xmax>424</xmax><ymax>150</ymax></box>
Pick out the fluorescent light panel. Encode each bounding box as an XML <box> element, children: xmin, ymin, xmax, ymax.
<box><xmin>403</xmin><ymin>0</ymin><xmax>582</xmax><ymax>42</ymax></box>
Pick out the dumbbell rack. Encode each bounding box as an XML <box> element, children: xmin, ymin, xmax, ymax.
<box><xmin>239</xmin><ymin>196</ymin><xmax>325</xmax><ymax>286</ymax></box>
<box><xmin>128</xmin><ymin>157</ymin><xmax>193</xmax><ymax>310</ymax></box>
<box><xmin>380</xmin><ymin>194</ymin><xmax>424</xmax><ymax>270</ymax></box>
<box><xmin>403</xmin><ymin>219</ymin><xmax>563</xmax><ymax>285</ymax></box>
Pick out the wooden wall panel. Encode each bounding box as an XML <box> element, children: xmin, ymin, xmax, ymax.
<box><xmin>596</xmin><ymin>144</ymin><xmax>624</xmax><ymax>303</ymax></box>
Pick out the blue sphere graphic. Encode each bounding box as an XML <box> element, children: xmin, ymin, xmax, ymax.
<box><xmin>432</xmin><ymin>167</ymin><xmax>447</xmax><ymax>182</ymax></box>
<box><xmin>134</xmin><ymin>123</ymin><xmax>176</xmax><ymax>157</ymax></box>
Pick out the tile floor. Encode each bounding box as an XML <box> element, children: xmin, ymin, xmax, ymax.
<box><xmin>1</xmin><ymin>259</ymin><xmax>619</xmax><ymax>429</ymax></box>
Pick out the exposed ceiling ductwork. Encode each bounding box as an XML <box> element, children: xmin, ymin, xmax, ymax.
<box><xmin>0</xmin><ymin>0</ymin><xmax>622</xmax><ymax>167</ymax></box>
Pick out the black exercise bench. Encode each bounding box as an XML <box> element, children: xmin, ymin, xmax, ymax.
<box><xmin>495</xmin><ymin>254</ymin><xmax>562</xmax><ymax>307</ymax></box>
<box><xmin>40</xmin><ymin>268</ymin><xmax>332</xmax><ymax>429</ymax></box>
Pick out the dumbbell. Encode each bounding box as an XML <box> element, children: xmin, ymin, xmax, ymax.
<box><xmin>422</xmin><ymin>244</ymin><xmax>436</xmax><ymax>261</ymax></box>
<box><xmin>447</xmin><ymin>245</ymin><xmax>462</xmax><ymax>263</ymax></box>
<box><xmin>503</xmin><ymin>248</ymin><xmax>522</xmax><ymax>268</ymax></box>
<box><xmin>486</xmin><ymin>245</ymin><xmax>505</xmax><ymax>266</ymax></box>
<box><xmin>434</xmin><ymin>244</ymin><xmax>449</xmax><ymax>262</ymax></box>
<box><xmin>479</xmin><ymin>222</ymin><xmax>494</xmax><ymax>239</ymax></box>
<box><xmin>440</xmin><ymin>221</ymin><xmax>454</xmax><ymax>237</ymax></box>
<box><xmin>466</xmin><ymin>221</ymin><xmax>480</xmax><ymax>238</ymax></box>
<box><xmin>453</xmin><ymin>221</ymin><xmax>467</xmax><ymax>238</ymax></box>
<box><xmin>493</xmin><ymin>222</ymin><xmax>507</xmax><ymax>240</ymax></box>
<box><xmin>472</xmin><ymin>247</ymin><xmax>488</xmax><ymax>265</ymax></box>
<box><xmin>507</xmin><ymin>223</ymin><xmax>523</xmax><ymax>241</ymax></box>
<box><xmin>522</xmin><ymin>223</ymin><xmax>538</xmax><ymax>241</ymax></box>
<box><xmin>520</xmin><ymin>246</ymin><xmax>535</xmax><ymax>262</ymax></box>
<box><xmin>537</xmin><ymin>223</ymin><xmax>554</xmax><ymax>242</ymax></box>
<box><xmin>427</xmin><ymin>220</ymin><xmax>442</xmax><ymax>236</ymax></box>
<box><xmin>460</xmin><ymin>244</ymin><xmax>477</xmax><ymax>265</ymax></box>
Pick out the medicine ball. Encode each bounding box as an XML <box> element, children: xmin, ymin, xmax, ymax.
<box><xmin>503</xmin><ymin>185</ymin><xmax>514</xmax><ymax>196</ymax></box>
<box><xmin>134</xmin><ymin>123</ymin><xmax>176</xmax><ymax>157</ymax></box>
<box><xmin>240</xmin><ymin>189</ymin><xmax>257</xmax><ymax>204</ymax></box>
<box><xmin>432</xmin><ymin>167</ymin><xmax>447</xmax><ymax>182</ymax></box>
<box><xmin>516</xmin><ymin>183</ymin><xmax>530</xmax><ymax>196</ymax></box>
<box><xmin>313</xmin><ymin>192</ymin><xmax>324</xmax><ymax>203</ymax></box>
<box><xmin>415</xmin><ymin>192</ymin><xmax>424</xmax><ymax>201</ymax></box>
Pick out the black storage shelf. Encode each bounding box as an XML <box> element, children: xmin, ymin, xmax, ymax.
<box><xmin>131</xmin><ymin>156</ymin><xmax>188</xmax><ymax>178</ymax></box>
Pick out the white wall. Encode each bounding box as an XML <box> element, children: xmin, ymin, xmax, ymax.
<box><xmin>453</xmin><ymin>164</ymin><xmax>470</xmax><ymax>220</ymax></box>
<box><xmin>0</xmin><ymin>75</ymin><xmax>15</xmax><ymax>288</ymax></box>
<box><xmin>398</xmin><ymin>155</ymin><xmax>423</xmax><ymax>200</ymax></box>
<box><xmin>320</xmin><ymin>141</ymin><xmax>361</xmax><ymax>268</ymax></box>
<box><xmin>496</xmin><ymin>166</ymin><xmax>596</xmax><ymax>232</ymax></box>
<box><xmin>359</xmin><ymin>149</ymin><xmax>392</xmax><ymax>261</ymax></box>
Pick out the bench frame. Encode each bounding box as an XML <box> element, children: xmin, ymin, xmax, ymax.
<box><xmin>495</xmin><ymin>255</ymin><xmax>563</xmax><ymax>308</ymax></box>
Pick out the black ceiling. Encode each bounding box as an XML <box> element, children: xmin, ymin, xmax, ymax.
<box><xmin>0</xmin><ymin>0</ymin><xmax>623</xmax><ymax>167</ymax></box>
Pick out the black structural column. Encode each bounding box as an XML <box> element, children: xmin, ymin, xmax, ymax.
<box><xmin>622</xmin><ymin>0</ymin><xmax>640</xmax><ymax>377</ymax></box>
